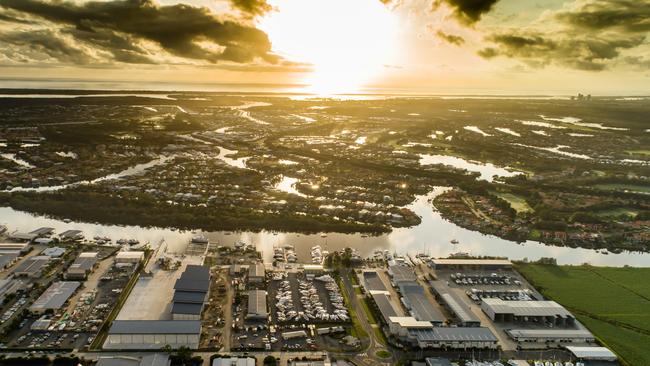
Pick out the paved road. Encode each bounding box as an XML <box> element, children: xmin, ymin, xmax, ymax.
<box><xmin>339</xmin><ymin>268</ymin><xmax>392</xmax><ymax>366</ymax></box>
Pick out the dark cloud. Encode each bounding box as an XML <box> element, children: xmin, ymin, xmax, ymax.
<box><xmin>435</xmin><ymin>30</ymin><xmax>465</xmax><ymax>45</ymax></box>
<box><xmin>0</xmin><ymin>11</ymin><xmax>33</xmax><ymax>24</ymax></box>
<box><xmin>623</xmin><ymin>56</ymin><xmax>650</xmax><ymax>70</ymax></box>
<box><xmin>478</xmin><ymin>31</ymin><xmax>645</xmax><ymax>71</ymax></box>
<box><xmin>230</xmin><ymin>0</ymin><xmax>272</xmax><ymax>17</ymax></box>
<box><xmin>555</xmin><ymin>0</ymin><xmax>650</xmax><ymax>33</ymax></box>
<box><xmin>0</xmin><ymin>0</ymin><xmax>279</xmax><ymax>65</ymax></box>
<box><xmin>433</xmin><ymin>0</ymin><xmax>500</xmax><ymax>24</ymax></box>
<box><xmin>1</xmin><ymin>30</ymin><xmax>93</xmax><ymax>64</ymax></box>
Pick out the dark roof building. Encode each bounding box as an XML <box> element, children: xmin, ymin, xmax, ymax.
<box><xmin>171</xmin><ymin>265</ymin><xmax>210</xmax><ymax>320</ymax></box>
<box><xmin>399</xmin><ymin>282</ymin><xmax>444</xmax><ymax>325</ymax></box>
<box><xmin>409</xmin><ymin>327</ymin><xmax>498</xmax><ymax>349</ymax></box>
<box><xmin>362</xmin><ymin>271</ymin><xmax>387</xmax><ymax>291</ymax></box>
<box><xmin>388</xmin><ymin>265</ymin><xmax>417</xmax><ymax>284</ymax></box>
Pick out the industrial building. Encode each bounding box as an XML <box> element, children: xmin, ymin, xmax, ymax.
<box><xmin>388</xmin><ymin>265</ymin><xmax>418</xmax><ymax>285</ymax></box>
<box><xmin>481</xmin><ymin>298</ymin><xmax>576</xmax><ymax>327</ymax></box>
<box><xmin>248</xmin><ymin>263</ymin><xmax>265</xmax><ymax>283</ymax></box>
<box><xmin>362</xmin><ymin>270</ymin><xmax>387</xmax><ymax>291</ymax></box>
<box><xmin>171</xmin><ymin>265</ymin><xmax>210</xmax><ymax>320</ymax></box>
<box><xmin>369</xmin><ymin>291</ymin><xmax>399</xmax><ymax>324</ymax></box>
<box><xmin>104</xmin><ymin>320</ymin><xmax>201</xmax><ymax>349</ymax></box>
<box><xmin>408</xmin><ymin>327</ymin><xmax>498</xmax><ymax>349</ymax></box>
<box><xmin>505</xmin><ymin>329</ymin><xmax>595</xmax><ymax>345</ymax></box>
<box><xmin>9</xmin><ymin>227</ymin><xmax>54</xmax><ymax>242</ymax></box>
<box><xmin>65</xmin><ymin>252</ymin><xmax>99</xmax><ymax>280</ymax></box>
<box><xmin>429</xmin><ymin>281</ymin><xmax>481</xmax><ymax>327</ymax></box>
<box><xmin>116</xmin><ymin>251</ymin><xmax>145</xmax><ymax>264</ymax></box>
<box><xmin>388</xmin><ymin>316</ymin><xmax>436</xmax><ymax>338</ymax></box>
<box><xmin>30</xmin><ymin>281</ymin><xmax>80</xmax><ymax>313</ymax></box>
<box><xmin>41</xmin><ymin>247</ymin><xmax>66</xmax><ymax>258</ymax></box>
<box><xmin>0</xmin><ymin>279</ymin><xmax>24</xmax><ymax>301</ymax></box>
<box><xmin>13</xmin><ymin>255</ymin><xmax>50</xmax><ymax>278</ymax></box>
<box><xmin>59</xmin><ymin>229</ymin><xmax>84</xmax><ymax>241</ymax></box>
<box><xmin>247</xmin><ymin>290</ymin><xmax>268</xmax><ymax>319</ymax></box>
<box><xmin>429</xmin><ymin>258</ymin><xmax>512</xmax><ymax>270</ymax></box>
<box><xmin>0</xmin><ymin>243</ymin><xmax>30</xmax><ymax>254</ymax></box>
<box><xmin>566</xmin><ymin>346</ymin><xmax>617</xmax><ymax>362</ymax></box>
<box><xmin>398</xmin><ymin>282</ymin><xmax>444</xmax><ymax>325</ymax></box>
<box><xmin>0</xmin><ymin>251</ymin><xmax>19</xmax><ymax>269</ymax></box>
<box><xmin>212</xmin><ymin>357</ymin><xmax>256</xmax><ymax>366</ymax></box>
<box><xmin>96</xmin><ymin>354</ymin><xmax>171</xmax><ymax>366</ymax></box>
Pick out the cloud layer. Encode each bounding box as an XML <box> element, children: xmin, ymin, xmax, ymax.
<box><xmin>478</xmin><ymin>0</ymin><xmax>649</xmax><ymax>71</ymax></box>
<box><xmin>0</xmin><ymin>0</ymin><xmax>280</xmax><ymax>66</ymax></box>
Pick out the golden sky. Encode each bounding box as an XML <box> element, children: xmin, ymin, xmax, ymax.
<box><xmin>0</xmin><ymin>0</ymin><xmax>649</xmax><ymax>94</ymax></box>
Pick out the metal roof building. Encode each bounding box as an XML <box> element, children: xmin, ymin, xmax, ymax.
<box><xmin>0</xmin><ymin>251</ymin><xmax>19</xmax><ymax>269</ymax></box>
<box><xmin>409</xmin><ymin>327</ymin><xmax>498</xmax><ymax>349</ymax></box>
<box><xmin>247</xmin><ymin>290</ymin><xmax>268</xmax><ymax>319</ymax></box>
<box><xmin>172</xmin><ymin>265</ymin><xmax>210</xmax><ymax>320</ymax></box>
<box><xmin>430</xmin><ymin>258</ymin><xmax>512</xmax><ymax>270</ymax></box>
<box><xmin>248</xmin><ymin>263</ymin><xmax>265</xmax><ymax>282</ymax></box>
<box><xmin>482</xmin><ymin>298</ymin><xmax>575</xmax><ymax>326</ymax></box>
<box><xmin>212</xmin><ymin>357</ymin><xmax>256</xmax><ymax>366</ymax></box>
<box><xmin>13</xmin><ymin>255</ymin><xmax>50</xmax><ymax>278</ymax></box>
<box><xmin>0</xmin><ymin>243</ymin><xmax>30</xmax><ymax>253</ymax></box>
<box><xmin>30</xmin><ymin>281</ymin><xmax>80</xmax><ymax>313</ymax></box>
<box><xmin>362</xmin><ymin>271</ymin><xmax>387</xmax><ymax>291</ymax></box>
<box><xmin>566</xmin><ymin>346</ymin><xmax>617</xmax><ymax>361</ymax></box>
<box><xmin>96</xmin><ymin>354</ymin><xmax>170</xmax><ymax>366</ymax></box>
<box><xmin>388</xmin><ymin>265</ymin><xmax>417</xmax><ymax>284</ymax></box>
<box><xmin>506</xmin><ymin>328</ymin><xmax>595</xmax><ymax>344</ymax></box>
<box><xmin>105</xmin><ymin>320</ymin><xmax>201</xmax><ymax>349</ymax></box>
<box><xmin>59</xmin><ymin>229</ymin><xmax>84</xmax><ymax>241</ymax></box>
<box><xmin>429</xmin><ymin>281</ymin><xmax>480</xmax><ymax>326</ymax></box>
<box><xmin>399</xmin><ymin>282</ymin><xmax>444</xmax><ymax>325</ymax></box>
<box><xmin>370</xmin><ymin>291</ymin><xmax>399</xmax><ymax>324</ymax></box>
<box><xmin>41</xmin><ymin>247</ymin><xmax>66</xmax><ymax>258</ymax></box>
<box><xmin>65</xmin><ymin>252</ymin><xmax>98</xmax><ymax>280</ymax></box>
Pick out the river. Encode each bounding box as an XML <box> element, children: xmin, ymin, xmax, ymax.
<box><xmin>1</xmin><ymin>187</ymin><xmax>649</xmax><ymax>267</ymax></box>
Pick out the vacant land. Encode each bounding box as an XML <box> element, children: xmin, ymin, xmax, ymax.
<box><xmin>516</xmin><ymin>264</ymin><xmax>650</xmax><ymax>366</ymax></box>
<box><xmin>493</xmin><ymin>192</ymin><xmax>533</xmax><ymax>213</ymax></box>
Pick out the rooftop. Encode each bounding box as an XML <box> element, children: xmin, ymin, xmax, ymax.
<box><xmin>362</xmin><ymin>271</ymin><xmax>387</xmax><ymax>291</ymax></box>
<box><xmin>30</xmin><ymin>281</ymin><xmax>80</xmax><ymax>311</ymax></box>
<box><xmin>248</xmin><ymin>290</ymin><xmax>267</xmax><ymax>316</ymax></box>
<box><xmin>431</xmin><ymin>258</ymin><xmax>512</xmax><ymax>266</ymax></box>
<box><xmin>506</xmin><ymin>328</ymin><xmax>594</xmax><ymax>339</ymax></box>
<box><xmin>248</xmin><ymin>263</ymin><xmax>265</xmax><ymax>278</ymax></box>
<box><xmin>410</xmin><ymin>327</ymin><xmax>498</xmax><ymax>342</ymax></box>
<box><xmin>171</xmin><ymin>302</ymin><xmax>203</xmax><ymax>315</ymax></box>
<box><xmin>400</xmin><ymin>283</ymin><xmax>445</xmax><ymax>323</ymax></box>
<box><xmin>389</xmin><ymin>265</ymin><xmax>417</xmax><ymax>283</ymax></box>
<box><xmin>483</xmin><ymin>298</ymin><xmax>574</xmax><ymax>318</ymax></box>
<box><xmin>371</xmin><ymin>292</ymin><xmax>398</xmax><ymax>321</ymax></box>
<box><xmin>389</xmin><ymin>316</ymin><xmax>434</xmax><ymax>328</ymax></box>
<box><xmin>108</xmin><ymin>320</ymin><xmax>201</xmax><ymax>334</ymax></box>
<box><xmin>566</xmin><ymin>346</ymin><xmax>617</xmax><ymax>360</ymax></box>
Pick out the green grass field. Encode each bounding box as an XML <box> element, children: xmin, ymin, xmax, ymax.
<box><xmin>592</xmin><ymin>183</ymin><xmax>650</xmax><ymax>195</ymax></box>
<box><xmin>493</xmin><ymin>192</ymin><xmax>534</xmax><ymax>213</ymax></box>
<box><xmin>517</xmin><ymin>264</ymin><xmax>650</xmax><ymax>366</ymax></box>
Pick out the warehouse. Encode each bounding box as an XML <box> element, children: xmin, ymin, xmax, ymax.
<box><xmin>0</xmin><ymin>279</ymin><xmax>24</xmax><ymax>301</ymax></box>
<box><xmin>369</xmin><ymin>291</ymin><xmax>399</xmax><ymax>324</ymax></box>
<box><xmin>248</xmin><ymin>263</ymin><xmax>265</xmax><ymax>283</ymax></box>
<box><xmin>13</xmin><ymin>256</ymin><xmax>50</xmax><ymax>278</ymax></box>
<box><xmin>59</xmin><ymin>229</ymin><xmax>84</xmax><ymax>241</ymax></box>
<box><xmin>0</xmin><ymin>243</ymin><xmax>30</xmax><ymax>254</ymax></box>
<box><xmin>388</xmin><ymin>316</ymin><xmax>435</xmax><ymax>338</ymax></box>
<box><xmin>429</xmin><ymin>258</ymin><xmax>512</xmax><ymax>270</ymax></box>
<box><xmin>171</xmin><ymin>265</ymin><xmax>210</xmax><ymax>320</ymax></box>
<box><xmin>388</xmin><ymin>265</ymin><xmax>417</xmax><ymax>285</ymax></box>
<box><xmin>116</xmin><ymin>251</ymin><xmax>145</xmax><ymax>264</ymax></box>
<box><xmin>41</xmin><ymin>247</ymin><xmax>66</xmax><ymax>258</ymax></box>
<box><xmin>30</xmin><ymin>281</ymin><xmax>80</xmax><ymax>313</ymax></box>
<box><xmin>104</xmin><ymin>320</ymin><xmax>201</xmax><ymax>349</ymax></box>
<box><xmin>362</xmin><ymin>270</ymin><xmax>387</xmax><ymax>291</ymax></box>
<box><xmin>505</xmin><ymin>329</ymin><xmax>595</xmax><ymax>346</ymax></box>
<box><xmin>247</xmin><ymin>290</ymin><xmax>268</xmax><ymax>319</ymax></box>
<box><xmin>408</xmin><ymin>327</ymin><xmax>498</xmax><ymax>349</ymax></box>
<box><xmin>429</xmin><ymin>281</ymin><xmax>480</xmax><ymax>327</ymax></box>
<box><xmin>212</xmin><ymin>357</ymin><xmax>256</xmax><ymax>366</ymax></box>
<box><xmin>481</xmin><ymin>298</ymin><xmax>575</xmax><ymax>327</ymax></box>
<box><xmin>399</xmin><ymin>282</ymin><xmax>444</xmax><ymax>325</ymax></box>
<box><xmin>65</xmin><ymin>252</ymin><xmax>99</xmax><ymax>279</ymax></box>
<box><xmin>0</xmin><ymin>251</ymin><xmax>19</xmax><ymax>269</ymax></box>
<box><xmin>96</xmin><ymin>354</ymin><xmax>170</xmax><ymax>366</ymax></box>
<box><xmin>566</xmin><ymin>346</ymin><xmax>617</xmax><ymax>362</ymax></box>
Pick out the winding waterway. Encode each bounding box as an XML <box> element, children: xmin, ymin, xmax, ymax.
<box><xmin>1</xmin><ymin>187</ymin><xmax>648</xmax><ymax>267</ymax></box>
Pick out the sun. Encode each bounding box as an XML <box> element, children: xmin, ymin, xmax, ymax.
<box><xmin>259</xmin><ymin>0</ymin><xmax>398</xmax><ymax>95</ymax></box>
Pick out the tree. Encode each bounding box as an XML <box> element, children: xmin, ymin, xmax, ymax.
<box><xmin>263</xmin><ymin>355</ymin><xmax>277</xmax><ymax>366</ymax></box>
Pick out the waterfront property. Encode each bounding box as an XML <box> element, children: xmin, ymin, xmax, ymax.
<box><xmin>171</xmin><ymin>265</ymin><xmax>210</xmax><ymax>320</ymax></box>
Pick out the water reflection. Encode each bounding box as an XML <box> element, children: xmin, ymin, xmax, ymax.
<box><xmin>419</xmin><ymin>154</ymin><xmax>521</xmax><ymax>182</ymax></box>
<box><xmin>1</xmin><ymin>188</ymin><xmax>649</xmax><ymax>267</ymax></box>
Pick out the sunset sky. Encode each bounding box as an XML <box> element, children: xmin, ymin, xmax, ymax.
<box><xmin>0</xmin><ymin>0</ymin><xmax>649</xmax><ymax>94</ymax></box>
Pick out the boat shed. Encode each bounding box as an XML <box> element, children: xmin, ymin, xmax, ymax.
<box><xmin>171</xmin><ymin>265</ymin><xmax>210</xmax><ymax>320</ymax></box>
<box><xmin>104</xmin><ymin>320</ymin><xmax>201</xmax><ymax>349</ymax></box>
<box><xmin>429</xmin><ymin>258</ymin><xmax>512</xmax><ymax>270</ymax></box>
<box><xmin>29</xmin><ymin>281</ymin><xmax>80</xmax><ymax>313</ymax></box>
<box><xmin>65</xmin><ymin>252</ymin><xmax>99</xmax><ymax>280</ymax></box>
<box><xmin>565</xmin><ymin>346</ymin><xmax>617</xmax><ymax>361</ymax></box>
<box><xmin>399</xmin><ymin>282</ymin><xmax>444</xmax><ymax>325</ymax></box>
<box><xmin>247</xmin><ymin>290</ymin><xmax>268</xmax><ymax>319</ymax></box>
